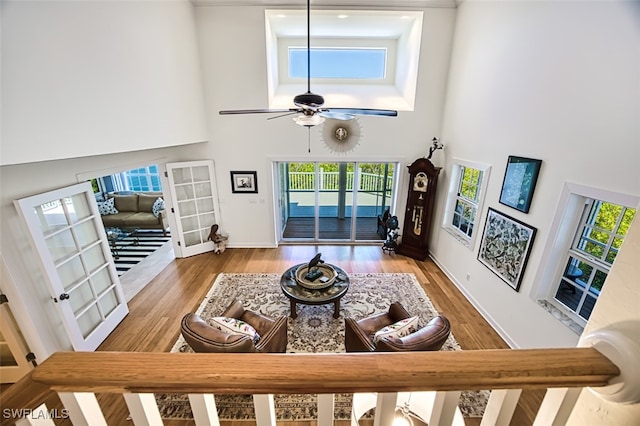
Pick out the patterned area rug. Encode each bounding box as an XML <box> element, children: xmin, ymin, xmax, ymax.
<box><xmin>157</xmin><ymin>272</ymin><xmax>489</xmax><ymax>421</ymax></box>
<box><xmin>113</xmin><ymin>229</ymin><xmax>170</xmax><ymax>276</ymax></box>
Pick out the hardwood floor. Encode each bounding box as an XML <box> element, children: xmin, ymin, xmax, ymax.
<box><xmin>5</xmin><ymin>245</ymin><xmax>544</xmax><ymax>425</ymax></box>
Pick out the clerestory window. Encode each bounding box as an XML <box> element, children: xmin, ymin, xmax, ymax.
<box><xmin>289</xmin><ymin>47</ymin><xmax>387</xmax><ymax>80</ymax></box>
<box><xmin>265</xmin><ymin>10</ymin><xmax>423</xmax><ymax>110</ymax></box>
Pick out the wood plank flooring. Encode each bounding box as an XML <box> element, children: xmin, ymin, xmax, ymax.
<box><xmin>3</xmin><ymin>245</ymin><xmax>544</xmax><ymax>425</ymax></box>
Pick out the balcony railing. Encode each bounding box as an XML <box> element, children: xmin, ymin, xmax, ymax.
<box><xmin>2</xmin><ymin>342</ymin><xmax>631</xmax><ymax>426</ymax></box>
<box><xmin>288</xmin><ymin>171</ymin><xmax>392</xmax><ymax>194</ymax></box>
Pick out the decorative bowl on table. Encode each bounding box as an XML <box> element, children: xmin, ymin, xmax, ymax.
<box><xmin>294</xmin><ymin>264</ymin><xmax>338</xmax><ymax>290</ymax></box>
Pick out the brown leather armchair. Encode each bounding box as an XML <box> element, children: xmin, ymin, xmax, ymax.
<box><xmin>344</xmin><ymin>302</ymin><xmax>451</xmax><ymax>352</ymax></box>
<box><xmin>181</xmin><ymin>298</ymin><xmax>288</xmax><ymax>353</ymax></box>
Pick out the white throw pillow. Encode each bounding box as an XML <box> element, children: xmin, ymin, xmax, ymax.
<box><xmin>152</xmin><ymin>197</ymin><xmax>165</xmax><ymax>218</ymax></box>
<box><xmin>373</xmin><ymin>316</ymin><xmax>419</xmax><ymax>343</ymax></box>
<box><xmin>97</xmin><ymin>197</ymin><xmax>119</xmax><ymax>216</ymax></box>
<box><xmin>210</xmin><ymin>317</ymin><xmax>260</xmax><ymax>343</ymax></box>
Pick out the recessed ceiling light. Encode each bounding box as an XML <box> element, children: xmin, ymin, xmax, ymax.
<box><xmin>337</xmin><ymin>14</ymin><xmax>349</xmax><ymax>19</ymax></box>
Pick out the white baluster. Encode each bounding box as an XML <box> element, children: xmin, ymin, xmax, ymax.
<box><xmin>58</xmin><ymin>392</ymin><xmax>107</xmax><ymax>426</ymax></box>
<box><xmin>123</xmin><ymin>393</ymin><xmax>163</xmax><ymax>425</ymax></box>
<box><xmin>188</xmin><ymin>394</ymin><xmax>220</xmax><ymax>426</ymax></box>
<box><xmin>428</xmin><ymin>390</ymin><xmax>462</xmax><ymax>426</ymax></box>
<box><xmin>533</xmin><ymin>387</ymin><xmax>582</xmax><ymax>426</ymax></box>
<box><xmin>317</xmin><ymin>393</ymin><xmax>334</xmax><ymax>426</ymax></box>
<box><xmin>253</xmin><ymin>394</ymin><xmax>276</xmax><ymax>426</ymax></box>
<box><xmin>480</xmin><ymin>389</ymin><xmax>522</xmax><ymax>426</ymax></box>
<box><xmin>374</xmin><ymin>392</ymin><xmax>397</xmax><ymax>426</ymax></box>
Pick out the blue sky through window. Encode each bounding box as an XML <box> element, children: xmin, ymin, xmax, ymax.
<box><xmin>289</xmin><ymin>48</ymin><xmax>386</xmax><ymax>79</ymax></box>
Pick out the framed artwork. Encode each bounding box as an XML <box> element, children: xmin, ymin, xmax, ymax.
<box><xmin>498</xmin><ymin>156</ymin><xmax>542</xmax><ymax>213</ymax></box>
<box><xmin>477</xmin><ymin>208</ymin><xmax>536</xmax><ymax>292</ymax></box>
<box><xmin>230</xmin><ymin>171</ymin><xmax>258</xmax><ymax>194</ymax></box>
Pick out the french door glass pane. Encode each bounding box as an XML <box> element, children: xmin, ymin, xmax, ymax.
<box><xmin>75</xmin><ymin>221</ymin><xmax>100</xmax><ymax>248</ymax></box>
<box><xmin>93</xmin><ymin>268</ymin><xmax>113</xmax><ymax>295</ymax></box>
<box><xmin>46</xmin><ymin>229</ymin><xmax>75</xmax><ymax>263</ymax></box>
<box><xmin>57</xmin><ymin>257</ymin><xmax>86</xmax><ymax>287</ymax></box>
<box><xmin>70</xmin><ymin>282</ymin><xmax>95</xmax><ymax>314</ymax></box>
<box><xmin>99</xmin><ymin>290</ymin><xmax>119</xmax><ymax>317</ymax></box>
<box><xmin>35</xmin><ymin>200</ymin><xmax>67</xmax><ymax>234</ymax></box>
<box><xmin>66</xmin><ymin>194</ymin><xmax>92</xmax><ymax>223</ymax></box>
<box><xmin>78</xmin><ymin>305</ymin><xmax>102</xmax><ymax>337</ymax></box>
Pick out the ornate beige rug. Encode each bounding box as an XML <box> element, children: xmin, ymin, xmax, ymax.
<box><xmin>156</xmin><ymin>272</ymin><xmax>489</xmax><ymax>420</ymax></box>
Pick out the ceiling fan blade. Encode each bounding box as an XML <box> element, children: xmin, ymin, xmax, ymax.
<box><xmin>219</xmin><ymin>109</ymin><xmax>296</xmax><ymax>115</ymax></box>
<box><xmin>267</xmin><ymin>111</ymin><xmax>299</xmax><ymax>120</ymax></box>
<box><xmin>326</xmin><ymin>108</ymin><xmax>398</xmax><ymax>117</ymax></box>
<box><xmin>318</xmin><ymin>111</ymin><xmax>354</xmax><ymax>121</ymax></box>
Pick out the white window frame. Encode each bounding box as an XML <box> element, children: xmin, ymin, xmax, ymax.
<box><xmin>532</xmin><ymin>182</ymin><xmax>639</xmax><ymax>331</ymax></box>
<box><xmin>442</xmin><ymin>159</ymin><xmax>491</xmax><ymax>250</ymax></box>
<box><xmin>265</xmin><ymin>10</ymin><xmax>423</xmax><ymax>111</ymax></box>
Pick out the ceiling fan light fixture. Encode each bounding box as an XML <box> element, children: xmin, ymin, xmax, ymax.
<box><xmin>293</xmin><ymin>114</ymin><xmax>325</xmax><ymax>127</ymax></box>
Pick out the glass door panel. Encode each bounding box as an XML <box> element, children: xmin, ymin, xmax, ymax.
<box><xmin>282</xmin><ymin>162</ymin><xmax>317</xmax><ymax>239</ymax></box>
<box><xmin>318</xmin><ymin>162</ymin><xmax>353</xmax><ymax>240</ymax></box>
<box><xmin>14</xmin><ymin>182</ymin><xmax>127</xmax><ymax>351</ymax></box>
<box><xmin>355</xmin><ymin>163</ymin><xmax>396</xmax><ymax>241</ymax></box>
<box><xmin>166</xmin><ymin>160</ymin><xmax>222</xmax><ymax>257</ymax></box>
<box><xmin>278</xmin><ymin>161</ymin><xmax>398</xmax><ymax>242</ymax></box>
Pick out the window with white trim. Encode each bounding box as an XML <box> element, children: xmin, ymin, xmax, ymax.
<box><xmin>442</xmin><ymin>160</ymin><xmax>491</xmax><ymax>249</ymax></box>
<box><xmin>122</xmin><ymin>165</ymin><xmax>162</xmax><ymax>192</ymax></box>
<box><xmin>553</xmin><ymin>199</ymin><xmax>635</xmax><ymax>323</ymax></box>
<box><xmin>265</xmin><ymin>10</ymin><xmax>423</xmax><ymax>111</ymax></box>
<box><xmin>535</xmin><ymin>183</ymin><xmax>638</xmax><ymax>332</ymax></box>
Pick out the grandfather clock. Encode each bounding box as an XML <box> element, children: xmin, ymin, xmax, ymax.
<box><xmin>396</xmin><ymin>158</ymin><xmax>441</xmax><ymax>260</ymax></box>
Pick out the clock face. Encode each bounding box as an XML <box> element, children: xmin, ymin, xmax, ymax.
<box><xmin>413</xmin><ymin>172</ymin><xmax>428</xmax><ymax>192</ymax></box>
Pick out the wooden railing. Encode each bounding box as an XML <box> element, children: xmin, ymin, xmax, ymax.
<box><xmin>1</xmin><ymin>348</ymin><xmax>620</xmax><ymax>426</ymax></box>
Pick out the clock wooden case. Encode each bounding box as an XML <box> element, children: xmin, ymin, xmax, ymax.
<box><xmin>396</xmin><ymin>157</ymin><xmax>441</xmax><ymax>260</ymax></box>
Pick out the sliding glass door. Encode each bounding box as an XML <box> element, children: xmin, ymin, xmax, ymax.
<box><xmin>276</xmin><ymin>161</ymin><xmax>397</xmax><ymax>242</ymax></box>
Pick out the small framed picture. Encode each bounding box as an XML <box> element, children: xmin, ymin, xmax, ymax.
<box><xmin>230</xmin><ymin>171</ymin><xmax>258</xmax><ymax>194</ymax></box>
<box><xmin>477</xmin><ymin>208</ymin><xmax>537</xmax><ymax>292</ymax></box>
<box><xmin>499</xmin><ymin>156</ymin><xmax>542</xmax><ymax>213</ymax></box>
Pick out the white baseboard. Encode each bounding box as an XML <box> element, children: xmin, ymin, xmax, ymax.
<box><xmin>428</xmin><ymin>253</ymin><xmax>519</xmax><ymax>349</ymax></box>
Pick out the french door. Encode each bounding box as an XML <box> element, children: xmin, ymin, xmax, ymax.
<box><xmin>276</xmin><ymin>161</ymin><xmax>397</xmax><ymax>242</ymax></box>
<box><xmin>14</xmin><ymin>182</ymin><xmax>128</xmax><ymax>351</ymax></box>
<box><xmin>165</xmin><ymin>160</ymin><xmax>222</xmax><ymax>258</ymax></box>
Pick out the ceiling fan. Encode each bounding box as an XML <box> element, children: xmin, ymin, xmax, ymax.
<box><xmin>218</xmin><ymin>0</ymin><xmax>398</xmax><ymax>128</ymax></box>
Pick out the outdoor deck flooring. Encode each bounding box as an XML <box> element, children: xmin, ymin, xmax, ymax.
<box><xmin>282</xmin><ymin>217</ymin><xmax>383</xmax><ymax>240</ymax></box>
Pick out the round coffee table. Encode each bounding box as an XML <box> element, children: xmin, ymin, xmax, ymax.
<box><xmin>280</xmin><ymin>263</ymin><xmax>350</xmax><ymax>319</ymax></box>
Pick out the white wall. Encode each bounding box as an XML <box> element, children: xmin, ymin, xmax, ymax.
<box><xmin>194</xmin><ymin>5</ymin><xmax>456</xmax><ymax>247</ymax></box>
<box><xmin>433</xmin><ymin>0</ymin><xmax>640</xmax><ymax>348</ymax></box>
<box><xmin>1</xmin><ymin>0</ymin><xmax>208</xmax><ymax>166</ymax></box>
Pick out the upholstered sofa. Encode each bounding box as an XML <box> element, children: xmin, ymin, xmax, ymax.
<box><xmin>99</xmin><ymin>192</ymin><xmax>168</xmax><ymax>235</ymax></box>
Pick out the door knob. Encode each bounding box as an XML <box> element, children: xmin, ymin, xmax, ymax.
<box><xmin>53</xmin><ymin>293</ymin><xmax>69</xmax><ymax>303</ymax></box>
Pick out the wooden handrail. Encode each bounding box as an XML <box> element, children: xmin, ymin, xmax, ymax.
<box><xmin>29</xmin><ymin>348</ymin><xmax>617</xmax><ymax>394</ymax></box>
